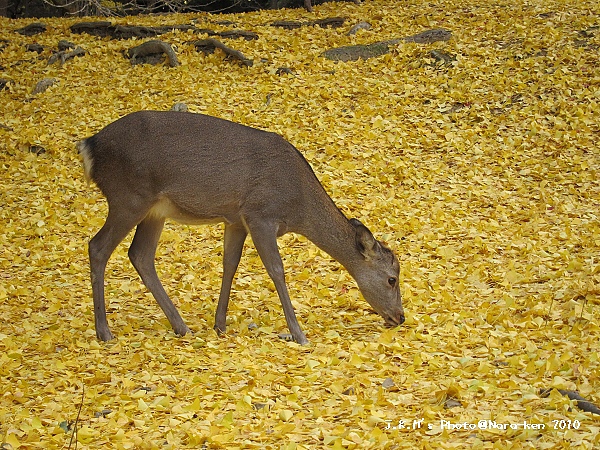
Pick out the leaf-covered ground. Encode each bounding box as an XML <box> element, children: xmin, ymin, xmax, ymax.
<box><xmin>1</xmin><ymin>0</ymin><xmax>599</xmax><ymax>448</ymax></box>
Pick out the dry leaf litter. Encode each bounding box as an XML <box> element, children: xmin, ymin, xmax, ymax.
<box><xmin>0</xmin><ymin>0</ymin><xmax>599</xmax><ymax>448</ymax></box>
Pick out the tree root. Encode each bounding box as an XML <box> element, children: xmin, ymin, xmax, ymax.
<box><xmin>48</xmin><ymin>41</ymin><xmax>85</xmax><ymax>66</ymax></box>
<box><xmin>32</xmin><ymin>78</ymin><xmax>57</xmax><ymax>95</ymax></box>
<box><xmin>126</xmin><ymin>40</ymin><xmax>179</xmax><ymax>67</ymax></box>
<box><xmin>540</xmin><ymin>388</ymin><xmax>600</xmax><ymax>415</ymax></box>
<box><xmin>322</xmin><ymin>29</ymin><xmax>452</xmax><ymax>61</ymax></box>
<box><xmin>271</xmin><ymin>17</ymin><xmax>346</xmax><ymax>30</ymax></box>
<box><xmin>17</xmin><ymin>23</ymin><xmax>46</xmax><ymax>36</ymax></box>
<box><xmin>404</xmin><ymin>28</ymin><xmax>452</xmax><ymax>44</ymax></box>
<box><xmin>193</xmin><ymin>38</ymin><xmax>253</xmax><ymax>67</ymax></box>
<box><xmin>322</xmin><ymin>41</ymin><xmax>397</xmax><ymax>62</ymax></box>
<box><xmin>70</xmin><ymin>21</ymin><xmax>255</xmax><ymax>41</ymax></box>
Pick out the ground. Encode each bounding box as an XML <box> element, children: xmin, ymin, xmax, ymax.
<box><xmin>0</xmin><ymin>0</ymin><xmax>599</xmax><ymax>448</ymax></box>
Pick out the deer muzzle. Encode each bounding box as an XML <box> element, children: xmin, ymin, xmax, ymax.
<box><xmin>383</xmin><ymin>312</ymin><xmax>405</xmax><ymax>327</ymax></box>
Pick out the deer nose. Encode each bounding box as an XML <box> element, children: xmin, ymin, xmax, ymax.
<box><xmin>384</xmin><ymin>313</ymin><xmax>405</xmax><ymax>327</ymax></box>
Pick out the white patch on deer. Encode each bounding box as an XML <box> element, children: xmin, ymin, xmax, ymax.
<box><xmin>77</xmin><ymin>141</ymin><xmax>93</xmax><ymax>184</ymax></box>
<box><xmin>147</xmin><ymin>197</ymin><xmax>225</xmax><ymax>225</ymax></box>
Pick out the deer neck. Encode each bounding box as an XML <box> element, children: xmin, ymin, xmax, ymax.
<box><xmin>297</xmin><ymin>196</ymin><xmax>361</xmax><ymax>276</ymax></box>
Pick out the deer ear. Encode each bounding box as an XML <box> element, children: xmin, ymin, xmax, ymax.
<box><xmin>350</xmin><ymin>218</ymin><xmax>379</xmax><ymax>260</ymax></box>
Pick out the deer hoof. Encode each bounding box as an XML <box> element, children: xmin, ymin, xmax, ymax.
<box><xmin>279</xmin><ymin>333</ymin><xmax>309</xmax><ymax>345</ymax></box>
<box><xmin>175</xmin><ymin>326</ymin><xmax>192</xmax><ymax>337</ymax></box>
<box><xmin>96</xmin><ymin>328</ymin><xmax>115</xmax><ymax>342</ymax></box>
<box><xmin>295</xmin><ymin>336</ymin><xmax>310</xmax><ymax>346</ymax></box>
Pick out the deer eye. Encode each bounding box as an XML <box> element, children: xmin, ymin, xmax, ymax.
<box><xmin>388</xmin><ymin>277</ymin><xmax>397</xmax><ymax>287</ymax></box>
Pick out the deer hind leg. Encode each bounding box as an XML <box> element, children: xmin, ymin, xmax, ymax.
<box><xmin>246</xmin><ymin>219</ymin><xmax>308</xmax><ymax>345</ymax></box>
<box><xmin>128</xmin><ymin>216</ymin><xmax>191</xmax><ymax>337</ymax></box>
<box><xmin>214</xmin><ymin>222</ymin><xmax>247</xmax><ymax>335</ymax></box>
<box><xmin>89</xmin><ymin>207</ymin><xmax>146</xmax><ymax>341</ymax></box>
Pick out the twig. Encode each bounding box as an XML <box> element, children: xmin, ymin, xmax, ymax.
<box><xmin>68</xmin><ymin>384</ymin><xmax>85</xmax><ymax>449</ymax></box>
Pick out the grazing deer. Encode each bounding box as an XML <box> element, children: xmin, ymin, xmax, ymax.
<box><xmin>78</xmin><ymin>111</ymin><xmax>404</xmax><ymax>345</ymax></box>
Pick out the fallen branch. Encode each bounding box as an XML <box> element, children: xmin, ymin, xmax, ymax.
<box><xmin>67</xmin><ymin>384</ymin><xmax>85</xmax><ymax>450</ymax></box>
<box><xmin>193</xmin><ymin>38</ymin><xmax>253</xmax><ymax>67</ymax></box>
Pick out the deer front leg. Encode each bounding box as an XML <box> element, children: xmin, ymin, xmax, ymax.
<box><xmin>247</xmin><ymin>220</ymin><xmax>309</xmax><ymax>345</ymax></box>
<box><xmin>214</xmin><ymin>222</ymin><xmax>247</xmax><ymax>335</ymax></box>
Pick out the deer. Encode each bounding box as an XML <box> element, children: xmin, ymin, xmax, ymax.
<box><xmin>78</xmin><ymin>111</ymin><xmax>404</xmax><ymax>345</ymax></box>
